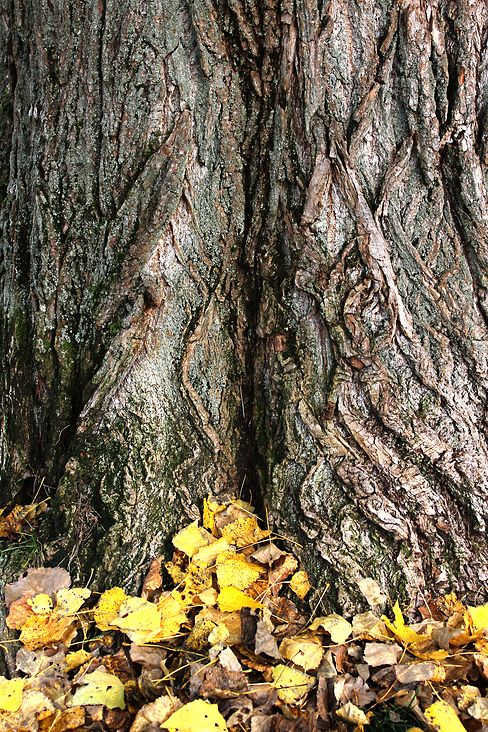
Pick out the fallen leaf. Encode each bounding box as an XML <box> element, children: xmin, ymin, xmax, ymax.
<box><xmin>68</xmin><ymin>667</ymin><xmax>125</xmax><ymax>709</ymax></box>
<box><xmin>221</xmin><ymin>516</ymin><xmax>270</xmax><ymax>547</ymax></box>
<box><xmin>192</xmin><ymin>537</ymin><xmax>230</xmax><ymax>567</ymax></box>
<box><xmin>255</xmin><ymin>620</ymin><xmax>281</xmax><ymax>659</ymax></box>
<box><xmin>310</xmin><ymin>614</ymin><xmax>352</xmax><ymax>644</ymax></box>
<box><xmin>162</xmin><ymin>699</ymin><xmax>227</xmax><ymax>731</ymax></box>
<box><xmin>336</xmin><ymin>701</ymin><xmax>370</xmax><ymax>726</ymax></box>
<box><xmin>0</xmin><ymin>677</ymin><xmax>24</xmax><ymax>712</ymax></box>
<box><xmin>142</xmin><ymin>557</ymin><xmax>163</xmax><ymax>600</ymax></box>
<box><xmin>268</xmin><ymin>553</ymin><xmax>299</xmax><ymax>592</ymax></box>
<box><xmin>65</xmin><ymin>649</ymin><xmax>93</xmax><ymax>672</ymax></box>
<box><xmin>467</xmin><ymin>697</ymin><xmax>488</xmax><ymax>722</ymax></box>
<box><xmin>173</xmin><ymin>521</ymin><xmax>216</xmax><ymax>558</ymax></box>
<box><xmin>219</xmin><ymin>647</ymin><xmax>242</xmax><ymax>673</ymax></box>
<box><xmin>217</xmin><ymin>585</ymin><xmax>263</xmax><ymax>612</ymax></box>
<box><xmin>289</xmin><ymin>571</ymin><xmax>311</xmax><ymax>600</ymax></box>
<box><xmin>94</xmin><ymin>587</ymin><xmax>128</xmax><ymax>631</ymax></box>
<box><xmin>424</xmin><ymin>700</ymin><xmax>466</xmax><ymax>731</ymax></box>
<box><xmin>279</xmin><ymin>635</ymin><xmax>324</xmax><ymax>671</ymax></box>
<box><xmin>5</xmin><ymin>567</ymin><xmax>71</xmax><ymax>606</ymax></box>
<box><xmin>394</xmin><ymin>662</ymin><xmax>436</xmax><ymax>683</ymax></box>
<box><xmin>110</xmin><ymin>596</ymin><xmax>162</xmax><ymax>644</ymax></box>
<box><xmin>38</xmin><ymin>706</ymin><xmax>85</xmax><ymax>732</ymax></box>
<box><xmin>468</xmin><ymin>604</ymin><xmax>488</xmax><ymax>632</ymax></box>
<box><xmin>130</xmin><ymin>695</ymin><xmax>183</xmax><ymax>732</ymax></box>
<box><xmin>28</xmin><ymin>593</ymin><xmax>53</xmax><ymax>614</ymax></box>
<box><xmin>363</xmin><ymin>642</ymin><xmax>403</xmax><ymax>667</ymax></box>
<box><xmin>19</xmin><ymin>612</ymin><xmax>75</xmax><ymax>650</ymax></box>
<box><xmin>6</xmin><ymin>595</ymin><xmax>34</xmax><ymax>629</ymax></box>
<box><xmin>352</xmin><ymin>612</ymin><xmax>390</xmax><ymax>641</ymax></box>
<box><xmin>457</xmin><ymin>685</ymin><xmax>481</xmax><ymax>710</ymax></box>
<box><xmin>334</xmin><ymin>674</ymin><xmax>376</xmax><ymax>706</ymax></box>
<box><xmin>55</xmin><ymin>586</ymin><xmax>91</xmax><ymax>615</ymax></box>
<box><xmin>272</xmin><ymin>664</ymin><xmax>315</xmax><ymax>704</ymax></box>
<box><xmin>216</xmin><ymin>550</ymin><xmax>265</xmax><ymax>590</ymax></box>
<box><xmin>159</xmin><ymin>592</ymin><xmax>187</xmax><ymax>639</ymax></box>
<box><xmin>250</xmin><ymin>543</ymin><xmax>284</xmax><ymax>565</ymax></box>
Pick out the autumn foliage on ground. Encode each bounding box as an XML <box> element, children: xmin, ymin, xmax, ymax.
<box><xmin>1</xmin><ymin>497</ymin><xmax>488</xmax><ymax>731</ymax></box>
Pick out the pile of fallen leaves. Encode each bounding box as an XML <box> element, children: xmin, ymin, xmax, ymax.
<box><xmin>2</xmin><ymin>495</ymin><xmax>488</xmax><ymax>731</ymax></box>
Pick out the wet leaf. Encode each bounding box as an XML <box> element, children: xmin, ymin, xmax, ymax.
<box><xmin>162</xmin><ymin>699</ymin><xmax>227</xmax><ymax>731</ymax></box>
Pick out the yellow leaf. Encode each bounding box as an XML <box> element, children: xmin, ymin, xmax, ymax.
<box><xmin>55</xmin><ymin>587</ymin><xmax>91</xmax><ymax>616</ymax></box>
<box><xmin>162</xmin><ymin>699</ymin><xmax>227</xmax><ymax>731</ymax></box>
<box><xmin>173</xmin><ymin>521</ymin><xmax>216</xmax><ymax>558</ymax></box>
<box><xmin>68</xmin><ymin>667</ymin><xmax>125</xmax><ymax>709</ymax></box>
<box><xmin>192</xmin><ymin>537</ymin><xmax>230</xmax><ymax>567</ymax></box>
<box><xmin>110</xmin><ymin>597</ymin><xmax>162</xmax><ymax>644</ymax></box>
<box><xmin>194</xmin><ymin>588</ymin><xmax>218</xmax><ymax>606</ymax></box>
<box><xmin>19</xmin><ymin>613</ymin><xmax>75</xmax><ymax>650</ymax></box>
<box><xmin>217</xmin><ymin>586</ymin><xmax>264</xmax><ymax>613</ymax></box>
<box><xmin>27</xmin><ymin>593</ymin><xmax>53</xmax><ymax>614</ymax></box>
<box><xmin>382</xmin><ymin>602</ymin><xmax>430</xmax><ymax>645</ymax></box>
<box><xmin>159</xmin><ymin>593</ymin><xmax>187</xmax><ymax>639</ymax></box>
<box><xmin>272</xmin><ymin>664</ymin><xmax>315</xmax><ymax>704</ymax></box>
<box><xmin>0</xmin><ymin>677</ymin><xmax>24</xmax><ymax>712</ymax></box>
<box><xmin>65</xmin><ymin>649</ymin><xmax>93</xmax><ymax>672</ymax></box>
<box><xmin>424</xmin><ymin>700</ymin><xmax>466</xmax><ymax>731</ymax></box>
<box><xmin>203</xmin><ymin>496</ymin><xmax>226</xmax><ymax>533</ymax></box>
<box><xmin>279</xmin><ymin>635</ymin><xmax>324</xmax><ymax>671</ymax></box>
<box><xmin>336</xmin><ymin>702</ymin><xmax>370</xmax><ymax>725</ymax></box>
<box><xmin>468</xmin><ymin>603</ymin><xmax>488</xmax><ymax>632</ymax></box>
<box><xmin>221</xmin><ymin>516</ymin><xmax>270</xmax><ymax>547</ymax></box>
<box><xmin>94</xmin><ymin>587</ymin><xmax>128</xmax><ymax>631</ymax></box>
<box><xmin>216</xmin><ymin>550</ymin><xmax>265</xmax><ymax>590</ymax></box>
<box><xmin>289</xmin><ymin>571</ymin><xmax>311</xmax><ymax>600</ymax></box>
<box><xmin>310</xmin><ymin>614</ymin><xmax>352</xmax><ymax>644</ymax></box>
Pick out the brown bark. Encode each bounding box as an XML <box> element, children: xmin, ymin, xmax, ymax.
<box><xmin>2</xmin><ymin>0</ymin><xmax>488</xmax><ymax>612</ymax></box>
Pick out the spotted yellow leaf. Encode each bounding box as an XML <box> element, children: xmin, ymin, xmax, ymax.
<box><xmin>279</xmin><ymin>635</ymin><xmax>324</xmax><ymax>671</ymax></box>
<box><xmin>0</xmin><ymin>677</ymin><xmax>24</xmax><ymax>712</ymax></box>
<box><xmin>68</xmin><ymin>667</ymin><xmax>125</xmax><ymax>709</ymax></box>
<box><xmin>173</xmin><ymin>521</ymin><xmax>216</xmax><ymax>558</ymax></box>
<box><xmin>19</xmin><ymin>613</ymin><xmax>75</xmax><ymax>650</ymax></box>
<box><xmin>55</xmin><ymin>587</ymin><xmax>91</xmax><ymax>616</ymax></box>
<box><xmin>336</xmin><ymin>702</ymin><xmax>370</xmax><ymax>725</ymax></box>
<box><xmin>424</xmin><ymin>700</ymin><xmax>466</xmax><ymax>731</ymax></box>
<box><xmin>162</xmin><ymin>699</ymin><xmax>227</xmax><ymax>731</ymax></box>
<box><xmin>217</xmin><ymin>586</ymin><xmax>263</xmax><ymax>613</ymax></box>
<box><xmin>272</xmin><ymin>664</ymin><xmax>315</xmax><ymax>704</ymax></box>
<box><xmin>94</xmin><ymin>587</ymin><xmax>128</xmax><ymax>631</ymax></box>
<box><xmin>289</xmin><ymin>570</ymin><xmax>311</xmax><ymax>600</ymax></box>
<box><xmin>65</xmin><ymin>649</ymin><xmax>93</xmax><ymax>672</ymax></box>
<box><xmin>216</xmin><ymin>550</ymin><xmax>265</xmax><ymax>590</ymax></box>
<box><xmin>221</xmin><ymin>516</ymin><xmax>270</xmax><ymax>547</ymax></box>
<box><xmin>27</xmin><ymin>593</ymin><xmax>53</xmax><ymax>614</ymax></box>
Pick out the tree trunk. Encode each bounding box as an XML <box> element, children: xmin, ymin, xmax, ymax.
<box><xmin>2</xmin><ymin>0</ymin><xmax>488</xmax><ymax>612</ymax></box>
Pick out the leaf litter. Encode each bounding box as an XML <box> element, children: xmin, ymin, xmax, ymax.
<box><xmin>2</xmin><ymin>495</ymin><xmax>488</xmax><ymax>730</ymax></box>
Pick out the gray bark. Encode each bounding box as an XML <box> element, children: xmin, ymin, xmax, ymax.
<box><xmin>2</xmin><ymin>0</ymin><xmax>488</xmax><ymax>613</ymax></box>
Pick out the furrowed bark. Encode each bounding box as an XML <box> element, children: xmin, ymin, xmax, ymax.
<box><xmin>1</xmin><ymin>0</ymin><xmax>488</xmax><ymax>612</ymax></box>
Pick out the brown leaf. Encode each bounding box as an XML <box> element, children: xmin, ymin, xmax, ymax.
<box><xmin>38</xmin><ymin>706</ymin><xmax>85</xmax><ymax>732</ymax></box>
<box><xmin>394</xmin><ymin>662</ymin><xmax>436</xmax><ymax>683</ymax></box>
<box><xmin>5</xmin><ymin>567</ymin><xmax>71</xmax><ymax>607</ymax></box>
<box><xmin>334</xmin><ymin>674</ymin><xmax>376</xmax><ymax>706</ymax></box>
<box><xmin>268</xmin><ymin>554</ymin><xmax>299</xmax><ymax>594</ymax></box>
<box><xmin>255</xmin><ymin>620</ymin><xmax>281</xmax><ymax>660</ymax></box>
<box><xmin>251</xmin><ymin>544</ymin><xmax>284</xmax><ymax>566</ymax></box>
<box><xmin>6</xmin><ymin>596</ymin><xmax>34</xmax><ymax>630</ymax></box>
<box><xmin>141</xmin><ymin>558</ymin><xmax>163</xmax><ymax>602</ymax></box>
<box><xmin>102</xmin><ymin>649</ymin><xmax>134</xmax><ymax>684</ymax></box>
<box><xmin>198</xmin><ymin>666</ymin><xmax>248</xmax><ymax>699</ymax></box>
<box><xmin>363</xmin><ymin>642</ymin><xmax>403</xmax><ymax>667</ymax></box>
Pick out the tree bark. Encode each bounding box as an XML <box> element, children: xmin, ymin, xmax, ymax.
<box><xmin>2</xmin><ymin>0</ymin><xmax>488</xmax><ymax>612</ymax></box>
